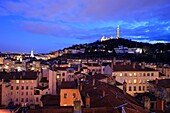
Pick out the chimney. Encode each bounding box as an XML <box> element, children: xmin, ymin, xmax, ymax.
<box><xmin>102</xmin><ymin>90</ymin><xmax>106</xmax><ymax>97</ymax></box>
<box><xmin>92</xmin><ymin>78</ymin><xmax>95</xmax><ymax>86</ymax></box>
<box><xmin>85</xmin><ymin>94</ymin><xmax>90</xmax><ymax>108</ymax></box>
<box><xmin>144</xmin><ymin>96</ymin><xmax>150</xmax><ymax>110</ymax></box>
<box><xmin>74</xmin><ymin>99</ymin><xmax>82</xmax><ymax>113</ymax></box>
<box><xmin>142</xmin><ymin>62</ymin><xmax>145</xmax><ymax>69</ymax></box>
<box><xmin>155</xmin><ymin>78</ymin><xmax>158</xmax><ymax>85</ymax></box>
<box><xmin>112</xmin><ymin>76</ymin><xmax>116</xmax><ymax>86</ymax></box>
<box><xmin>132</xmin><ymin>62</ymin><xmax>136</xmax><ymax>69</ymax></box>
<box><xmin>20</xmin><ymin>75</ymin><xmax>22</xmax><ymax>80</ymax></box>
<box><xmin>78</xmin><ymin>64</ymin><xmax>81</xmax><ymax>72</ymax></box>
<box><xmin>156</xmin><ymin>98</ymin><xmax>164</xmax><ymax>111</ymax></box>
<box><xmin>123</xmin><ymin>80</ymin><xmax>127</xmax><ymax>94</ymax></box>
<box><xmin>111</xmin><ymin>57</ymin><xmax>116</xmax><ymax>69</ymax></box>
<box><xmin>123</xmin><ymin>59</ymin><xmax>127</xmax><ymax>65</ymax></box>
<box><xmin>79</xmin><ymin>83</ymin><xmax>83</xmax><ymax>91</ymax></box>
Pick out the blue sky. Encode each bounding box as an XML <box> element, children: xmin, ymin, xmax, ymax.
<box><xmin>0</xmin><ymin>0</ymin><xmax>170</xmax><ymax>53</ymax></box>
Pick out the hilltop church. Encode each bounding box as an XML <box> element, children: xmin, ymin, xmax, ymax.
<box><xmin>101</xmin><ymin>26</ymin><xmax>120</xmax><ymax>42</ymax></box>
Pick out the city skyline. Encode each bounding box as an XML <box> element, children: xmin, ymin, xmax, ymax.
<box><xmin>0</xmin><ymin>0</ymin><xmax>170</xmax><ymax>53</ymax></box>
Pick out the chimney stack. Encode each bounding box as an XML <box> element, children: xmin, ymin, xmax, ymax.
<box><xmin>79</xmin><ymin>83</ymin><xmax>83</xmax><ymax>91</ymax></box>
<box><xmin>102</xmin><ymin>90</ymin><xmax>106</xmax><ymax>97</ymax></box>
<box><xmin>123</xmin><ymin>80</ymin><xmax>127</xmax><ymax>94</ymax></box>
<box><xmin>123</xmin><ymin>59</ymin><xmax>127</xmax><ymax>65</ymax></box>
<box><xmin>92</xmin><ymin>78</ymin><xmax>95</xmax><ymax>86</ymax></box>
<box><xmin>142</xmin><ymin>62</ymin><xmax>145</xmax><ymax>69</ymax></box>
<box><xmin>155</xmin><ymin>78</ymin><xmax>158</xmax><ymax>85</ymax></box>
<box><xmin>111</xmin><ymin>57</ymin><xmax>116</xmax><ymax>69</ymax></box>
<box><xmin>112</xmin><ymin>76</ymin><xmax>116</xmax><ymax>86</ymax></box>
<box><xmin>132</xmin><ymin>62</ymin><xmax>136</xmax><ymax>69</ymax></box>
<box><xmin>74</xmin><ymin>99</ymin><xmax>82</xmax><ymax>113</ymax></box>
<box><xmin>85</xmin><ymin>93</ymin><xmax>90</xmax><ymax>108</ymax></box>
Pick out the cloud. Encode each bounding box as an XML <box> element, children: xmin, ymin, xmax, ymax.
<box><xmin>0</xmin><ymin>0</ymin><xmax>170</xmax><ymax>52</ymax></box>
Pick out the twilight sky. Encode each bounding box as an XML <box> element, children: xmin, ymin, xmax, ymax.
<box><xmin>0</xmin><ymin>0</ymin><xmax>170</xmax><ymax>53</ymax></box>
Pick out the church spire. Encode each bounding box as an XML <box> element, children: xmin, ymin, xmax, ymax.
<box><xmin>116</xmin><ymin>25</ymin><xmax>120</xmax><ymax>39</ymax></box>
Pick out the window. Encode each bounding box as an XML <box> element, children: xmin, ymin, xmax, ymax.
<box><xmin>31</xmin><ymin>80</ymin><xmax>33</xmax><ymax>83</ymax></box>
<box><xmin>62</xmin><ymin>73</ymin><xmax>65</xmax><ymax>76</ymax></box>
<box><xmin>129</xmin><ymin>73</ymin><xmax>132</xmax><ymax>76</ymax></box>
<box><xmin>134</xmin><ymin>79</ymin><xmax>137</xmax><ymax>84</ymax></box>
<box><xmin>21</xmin><ymin>92</ymin><xmax>24</xmax><ymax>95</ymax></box>
<box><xmin>134</xmin><ymin>86</ymin><xmax>136</xmax><ymax>91</ymax></box>
<box><xmin>73</xmin><ymin>93</ymin><xmax>76</xmax><ymax>98</ymax></box>
<box><xmin>139</xmin><ymin>86</ymin><xmax>141</xmax><ymax>91</ymax></box>
<box><xmin>143</xmin><ymin>86</ymin><xmax>145</xmax><ymax>91</ymax></box>
<box><xmin>147</xmin><ymin>73</ymin><xmax>150</xmax><ymax>76</ymax></box>
<box><xmin>11</xmin><ymin>86</ymin><xmax>13</xmax><ymax>90</ymax></box>
<box><xmin>120</xmin><ymin>73</ymin><xmax>122</xmax><ymax>76</ymax></box>
<box><xmin>124</xmin><ymin>73</ymin><xmax>127</xmax><ymax>76</ymax></box>
<box><xmin>16</xmin><ymin>92</ymin><xmax>18</xmax><ymax>95</ymax></box>
<box><xmin>129</xmin><ymin>86</ymin><xmax>132</xmax><ymax>91</ymax></box>
<box><xmin>62</xmin><ymin>78</ymin><xmax>65</xmax><ymax>82</ymax></box>
<box><xmin>139</xmin><ymin>73</ymin><xmax>142</xmax><ymax>76</ymax></box>
<box><xmin>146</xmin><ymin>80</ymin><xmax>149</xmax><ymax>84</ymax></box>
<box><xmin>139</xmin><ymin>79</ymin><xmax>142</xmax><ymax>84</ymax></box>
<box><xmin>34</xmin><ymin>90</ymin><xmax>40</xmax><ymax>95</ymax></box>
<box><xmin>36</xmin><ymin>97</ymin><xmax>39</xmax><ymax>102</ymax></box>
<box><xmin>134</xmin><ymin>73</ymin><xmax>137</xmax><ymax>76</ymax></box>
<box><xmin>26</xmin><ymin>86</ymin><xmax>28</xmax><ymax>90</ymax></box>
<box><xmin>22</xmin><ymin>80</ymin><xmax>24</xmax><ymax>84</ymax></box>
<box><xmin>30</xmin><ymin>92</ymin><xmax>32</xmax><ymax>95</ymax></box>
<box><xmin>21</xmin><ymin>86</ymin><xmax>24</xmax><ymax>90</ymax></box>
<box><xmin>16</xmin><ymin>80</ymin><xmax>19</xmax><ymax>83</ymax></box>
<box><xmin>151</xmin><ymin>73</ymin><xmax>154</xmax><ymax>76</ymax></box>
<box><xmin>21</xmin><ymin>98</ymin><xmax>24</xmax><ymax>102</ymax></box>
<box><xmin>30</xmin><ymin>86</ymin><xmax>33</xmax><ymax>90</ymax></box>
<box><xmin>147</xmin><ymin>86</ymin><xmax>149</xmax><ymax>90</ymax></box>
<box><xmin>143</xmin><ymin>80</ymin><xmax>146</xmax><ymax>84</ymax></box>
<box><xmin>129</xmin><ymin>80</ymin><xmax>132</xmax><ymax>84</ymax></box>
<box><xmin>64</xmin><ymin>93</ymin><xmax>67</xmax><ymax>99</ymax></box>
<box><xmin>16</xmin><ymin>86</ymin><xmax>19</xmax><ymax>90</ymax></box>
<box><xmin>16</xmin><ymin>98</ymin><xmax>18</xmax><ymax>102</ymax></box>
<box><xmin>26</xmin><ymin>92</ymin><xmax>28</xmax><ymax>95</ymax></box>
<box><xmin>143</xmin><ymin>73</ymin><xmax>146</xmax><ymax>76</ymax></box>
<box><xmin>26</xmin><ymin>98</ymin><xmax>28</xmax><ymax>102</ymax></box>
<box><xmin>11</xmin><ymin>92</ymin><xmax>13</xmax><ymax>95</ymax></box>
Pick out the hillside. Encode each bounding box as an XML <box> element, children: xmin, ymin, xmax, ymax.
<box><xmin>57</xmin><ymin>38</ymin><xmax>170</xmax><ymax>63</ymax></box>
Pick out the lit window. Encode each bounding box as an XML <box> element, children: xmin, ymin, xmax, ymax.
<box><xmin>120</xmin><ymin>73</ymin><xmax>122</xmax><ymax>76</ymax></box>
<box><xmin>139</xmin><ymin>79</ymin><xmax>142</xmax><ymax>84</ymax></box>
<box><xmin>129</xmin><ymin>73</ymin><xmax>132</xmax><ymax>76</ymax></box>
<box><xmin>64</xmin><ymin>93</ymin><xmax>67</xmax><ymax>99</ymax></box>
<box><xmin>73</xmin><ymin>93</ymin><xmax>76</xmax><ymax>98</ymax></box>
<box><xmin>134</xmin><ymin>73</ymin><xmax>136</xmax><ymax>76</ymax></box>
<box><xmin>129</xmin><ymin>80</ymin><xmax>132</xmax><ymax>84</ymax></box>
<box><xmin>22</xmin><ymin>80</ymin><xmax>24</xmax><ymax>84</ymax></box>
<box><xmin>134</xmin><ymin>79</ymin><xmax>137</xmax><ymax>84</ymax></box>
<box><xmin>16</xmin><ymin>80</ymin><xmax>19</xmax><ymax>84</ymax></box>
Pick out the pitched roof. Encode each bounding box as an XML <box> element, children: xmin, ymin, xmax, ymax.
<box><xmin>149</xmin><ymin>79</ymin><xmax>170</xmax><ymax>88</ymax></box>
<box><xmin>80</xmin><ymin>75</ymin><xmax>147</xmax><ymax>112</ymax></box>
<box><xmin>60</xmin><ymin>81</ymin><xmax>77</xmax><ymax>89</ymax></box>
<box><xmin>112</xmin><ymin>64</ymin><xmax>157</xmax><ymax>72</ymax></box>
<box><xmin>0</xmin><ymin>71</ymin><xmax>38</xmax><ymax>81</ymax></box>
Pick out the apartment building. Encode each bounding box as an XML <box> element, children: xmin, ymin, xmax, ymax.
<box><xmin>104</xmin><ymin>63</ymin><xmax>159</xmax><ymax>96</ymax></box>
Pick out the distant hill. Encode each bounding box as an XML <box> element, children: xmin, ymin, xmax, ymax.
<box><xmin>56</xmin><ymin>38</ymin><xmax>170</xmax><ymax>63</ymax></box>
